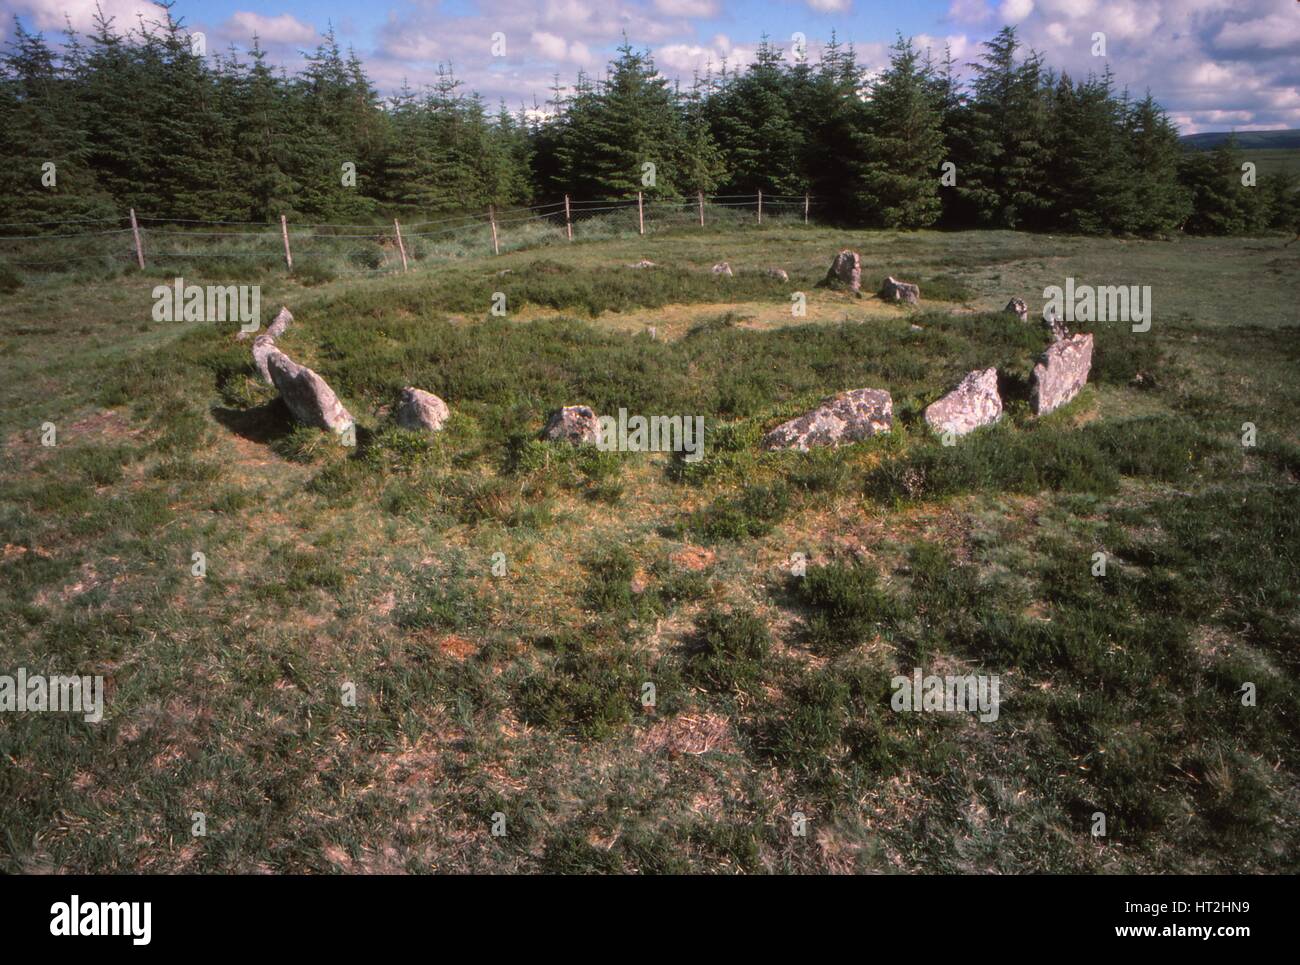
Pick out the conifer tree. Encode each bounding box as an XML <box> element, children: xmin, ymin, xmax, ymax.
<box><xmin>859</xmin><ymin>36</ymin><xmax>945</xmax><ymax>228</ymax></box>
<box><xmin>954</xmin><ymin>27</ymin><xmax>1050</xmax><ymax>228</ymax></box>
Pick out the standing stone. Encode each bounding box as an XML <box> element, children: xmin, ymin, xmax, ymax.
<box><xmin>1031</xmin><ymin>334</ymin><xmax>1094</xmax><ymax>415</ymax></box>
<box><xmin>711</xmin><ymin>262</ymin><xmax>733</xmax><ymax>276</ymax></box>
<box><xmin>265</xmin><ymin>305</ymin><xmax>292</xmax><ymax>339</ymax></box>
<box><xmin>266</xmin><ymin>349</ymin><xmax>355</xmax><ymax>434</ymax></box>
<box><xmin>1043</xmin><ymin>305</ymin><xmax>1070</xmax><ymax>342</ymax></box>
<box><xmin>924</xmin><ymin>368</ymin><xmax>1002</xmax><ymax>437</ymax></box>
<box><xmin>1004</xmin><ymin>297</ymin><xmax>1028</xmax><ymax>322</ymax></box>
<box><xmin>395</xmin><ymin>387</ymin><xmax>450</xmax><ymax>432</ymax></box>
<box><xmin>879</xmin><ymin>276</ymin><xmax>921</xmax><ymax>305</ymax></box>
<box><xmin>252</xmin><ymin>334</ymin><xmax>278</xmax><ymax>384</ymax></box>
<box><xmin>761</xmin><ymin>388</ymin><xmax>893</xmax><ymax>451</ymax></box>
<box><xmin>825</xmin><ymin>250</ymin><xmax>862</xmax><ymax>292</ymax></box>
<box><xmin>541</xmin><ymin>405</ymin><xmax>601</xmax><ymax>445</ymax></box>
<box><xmin>238</xmin><ymin>304</ymin><xmax>291</xmax><ymax>341</ymax></box>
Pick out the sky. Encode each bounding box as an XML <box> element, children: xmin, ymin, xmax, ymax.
<box><xmin>2</xmin><ymin>0</ymin><xmax>1298</xmax><ymax>133</ymax></box>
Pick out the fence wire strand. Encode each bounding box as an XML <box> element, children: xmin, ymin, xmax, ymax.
<box><xmin>2</xmin><ymin>194</ymin><xmax>817</xmax><ymax>277</ymax></box>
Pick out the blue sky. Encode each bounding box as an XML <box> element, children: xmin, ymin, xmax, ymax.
<box><xmin>3</xmin><ymin>0</ymin><xmax>1298</xmax><ymax>133</ymax></box>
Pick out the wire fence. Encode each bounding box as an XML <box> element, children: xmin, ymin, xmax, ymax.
<box><xmin>0</xmin><ymin>193</ymin><xmax>820</xmax><ymax>281</ymax></box>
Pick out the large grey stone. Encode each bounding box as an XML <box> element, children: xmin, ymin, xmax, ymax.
<box><xmin>238</xmin><ymin>304</ymin><xmax>291</xmax><ymax>341</ymax></box>
<box><xmin>395</xmin><ymin>387</ymin><xmax>449</xmax><ymax>432</ymax></box>
<box><xmin>1004</xmin><ymin>297</ymin><xmax>1028</xmax><ymax>322</ymax></box>
<box><xmin>879</xmin><ymin>276</ymin><xmax>920</xmax><ymax>305</ymax></box>
<box><xmin>1042</xmin><ymin>305</ymin><xmax>1070</xmax><ymax>341</ymax></box>
<box><xmin>825</xmin><ymin>250</ymin><xmax>862</xmax><ymax>292</ymax></box>
<box><xmin>925</xmin><ymin>368</ymin><xmax>1002</xmax><ymax>437</ymax></box>
<box><xmin>266</xmin><ymin>349</ymin><xmax>355</xmax><ymax>434</ymax></box>
<box><xmin>711</xmin><ymin>262</ymin><xmax>733</xmax><ymax>276</ymax></box>
<box><xmin>252</xmin><ymin>334</ymin><xmax>278</xmax><ymax>384</ymax></box>
<box><xmin>248</xmin><ymin>305</ymin><xmax>294</xmax><ymax>382</ymax></box>
<box><xmin>1031</xmin><ymin>333</ymin><xmax>1093</xmax><ymax>415</ymax></box>
<box><xmin>541</xmin><ymin>405</ymin><xmax>601</xmax><ymax>444</ymax></box>
<box><xmin>761</xmin><ymin>388</ymin><xmax>893</xmax><ymax>451</ymax></box>
<box><xmin>765</xmin><ymin>267</ymin><xmax>789</xmax><ymax>282</ymax></box>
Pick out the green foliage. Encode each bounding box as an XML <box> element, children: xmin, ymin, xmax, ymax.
<box><xmin>685</xmin><ymin>606</ymin><xmax>772</xmax><ymax>694</ymax></box>
<box><xmin>582</xmin><ymin>546</ymin><xmax>657</xmax><ymax>623</ymax></box>
<box><xmin>514</xmin><ymin>634</ymin><xmax>640</xmax><ymax>739</ymax></box>
<box><xmin>865</xmin><ymin>417</ymin><xmax>1208</xmax><ymax>502</ymax></box>
<box><xmin>397</xmin><ymin>568</ymin><xmax>482</xmax><ymax>631</ymax></box>
<box><xmin>798</xmin><ymin>561</ymin><xmax>899</xmax><ymax>655</ymax></box>
<box><xmin>859</xmin><ymin>37</ymin><xmax>947</xmax><ymax>228</ymax></box>
<box><xmin>682</xmin><ymin>480</ymin><xmax>790</xmax><ymax>543</ymax></box>
<box><xmin>3</xmin><ymin>17</ymin><xmax>1284</xmax><ymax>236</ymax></box>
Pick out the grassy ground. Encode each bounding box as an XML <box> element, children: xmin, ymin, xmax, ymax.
<box><xmin>1</xmin><ymin>223</ymin><xmax>1297</xmax><ymax>873</ymax></box>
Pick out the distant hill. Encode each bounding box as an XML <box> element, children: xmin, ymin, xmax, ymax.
<box><xmin>1180</xmin><ymin>129</ymin><xmax>1300</xmax><ymax>151</ymax></box>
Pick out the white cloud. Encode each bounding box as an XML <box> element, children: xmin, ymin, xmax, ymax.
<box><xmin>531</xmin><ymin>31</ymin><xmax>568</xmax><ymax>61</ymax></box>
<box><xmin>652</xmin><ymin>0</ymin><xmax>720</xmax><ymax>16</ymax></box>
<box><xmin>1215</xmin><ymin>12</ymin><xmax>1300</xmax><ymax>53</ymax></box>
<box><xmin>655</xmin><ymin>38</ymin><xmax>755</xmax><ymax>73</ymax></box>
<box><xmin>224</xmin><ymin>12</ymin><xmax>318</xmax><ymax>46</ymax></box>
<box><xmin>998</xmin><ymin>0</ymin><xmax>1299</xmax><ymax>131</ymax></box>
<box><xmin>946</xmin><ymin>0</ymin><xmax>992</xmax><ymax>22</ymax></box>
<box><xmin>530</xmin><ymin>31</ymin><xmax>592</xmax><ymax>63</ymax></box>
<box><xmin>913</xmin><ymin>33</ymin><xmax>975</xmax><ymax>63</ymax></box>
<box><xmin>998</xmin><ymin>0</ymin><xmax>1035</xmax><ymax>23</ymax></box>
<box><xmin>5</xmin><ymin>0</ymin><xmax>162</xmax><ymax>34</ymax></box>
<box><xmin>7</xmin><ymin>0</ymin><xmax>1292</xmax><ymax>134</ymax></box>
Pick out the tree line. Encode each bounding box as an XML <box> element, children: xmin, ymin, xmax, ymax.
<box><xmin>2</xmin><ymin>4</ymin><xmax>1296</xmax><ymax>236</ymax></box>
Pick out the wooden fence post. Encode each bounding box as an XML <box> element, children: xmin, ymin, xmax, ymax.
<box><xmin>394</xmin><ymin>218</ymin><xmax>408</xmax><ymax>272</ymax></box>
<box><xmin>804</xmin><ymin>192</ymin><xmax>810</xmax><ymax>225</ymax></box>
<box><xmin>129</xmin><ymin>208</ymin><xmax>145</xmax><ymax>269</ymax></box>
<box><xmin>637</xmin><ymin>191</ymin><xmax>644</xmax><ymax>236</ymax></box>
<box><xmin>757</xmin><ymin>190</ymin><xmax>763</xmax><ymax>225</ymax></box>
<box><xmin>698</xmin><ymin>191</ymin><xmax>705</xmax><ymax>228</ymax></box>
<box><xmin>564</xmin><ymin>194</ymin><xmax>573</xmax><ymax>241</ymax></box>
<box><xmin>280</xmin><ymin>214</ymin><xmax>292</xmax><ymax>271</ymax></box>
<box><xmin>489</xmin><ymin>205</ymin><xmax>499</xmax><ymax>255</ymax></box>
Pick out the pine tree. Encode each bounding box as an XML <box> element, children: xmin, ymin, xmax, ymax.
<box><xmin>1124</xmin><ymin>93</ymin><xmax>1190</xmax><ymax>235</ymax></box>
<box><xmin>678</xmin><ymin>78</ymin><xmax>725</xmax><ymax>195</ymax></box>
<box><xmin>954</xmin><ymin>27</ymin><xmax>1050</xmax><ymax>229</ymax></box>
<box><xmin>798</xmin><ymin>32</ymin><xmax>868</xmax><ymax>221</ymax></box>
<box><xmin>1179</xmin><ymin>138</ymin><xmax>1248</xmax><ymax>234</ymax></box>
<box><xmin>1042</xmin><ymin>71</ymin><xmax>1136</xmax><ymax>234</ymax></box>
<box><xmin>859</xmin><ymin>36</ymin><xmax>945</xmax><ymax>228</ymax></box>
<box><xmin>227</xmin><ymin>40</ymin><xmax>304</xmax><ymax>220</ymax></box>
<box><xmin>0</xmin><ymin>18</ymin><xmax>112</xmax><ymax>223</ymax></box>
<box><xmin>706</xmin><ymin>38</ymin><xmax>804</xmax><ymax>196</ymax></box>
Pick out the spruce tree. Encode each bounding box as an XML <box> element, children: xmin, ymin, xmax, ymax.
<box><xmin>859</xmin><ymin>36</ymin><xmax>945</xmax><ymax>228</ymax></box>
<box><xmin>955</xmin><ymin>27</ymin><xmax>1050</xmax><ymax>229</ymax></box>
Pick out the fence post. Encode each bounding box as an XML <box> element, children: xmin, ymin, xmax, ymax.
<box><xmin>565</xmin><ymin>194</ymin><xmax>573</xmax><ymax>241</ymax></box>
<box><xmin>638</xmin><ymin>191</ymin><xmax>644</xmax><ymax>236</ymax></box>
<box><xmin>757</xmin><ymin>190</ymin><xmax>763</xmax><ymax>225</ymax></box>
<box><xmin>804</xmin><ymin>192</ymin><xmax>810</xmax><ymax>225</ymax></box>
<box><xmin>394</xmin><ymin>218</ymin><xmax>408</xmax><ymax>272</ymax></box>
<box><xmin>129</xmin><ymin>208</ymin><xmax>145</xmax><ymax>269</ymax></box>
<box><xmin>280</xmin><ymin>214</ymin><xmax>292</xmax><ymax>272</ymax></box>
<box><xmin>698</xmin><ymin>191</ymin><xmax>705</xmax><ymax>228</ymax></box>
<box><xmin>489</xmin><ymin>205</ymin><xmax>499</xmax><ymax>255</ymax></box>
